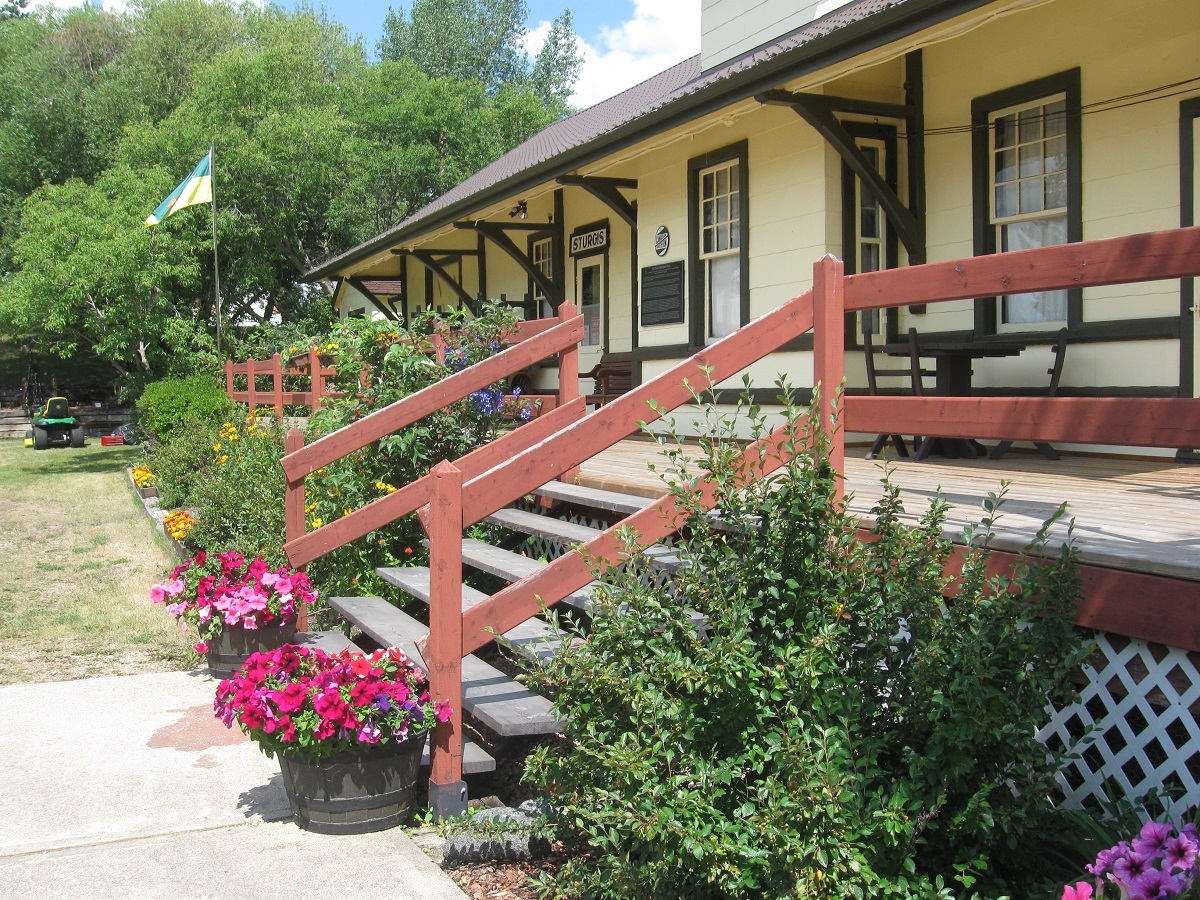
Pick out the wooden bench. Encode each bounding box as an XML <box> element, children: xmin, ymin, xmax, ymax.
<box><xmin>583</xmin><ymin>352</ymin><xmax>633</xmax><ymax>407</ymax></box>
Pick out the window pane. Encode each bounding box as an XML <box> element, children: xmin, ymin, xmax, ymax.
<box><xmin>703</xmin><ymin>227</ymin><xmax>713</xmax><ymax>255</ymax></box>
<box><xmin>1044</xmin><ymin>171</ymin><xmax>1067</xmax><ymax>210</ymax></box>
<box><xmin>1044</xmin><ymin>99</ymin><xmax>1066</xmax><ymax>137</ymax></box>
<box><xmin>729</xmin><ymin>163</ymin><xmax>739</xmax><ymax>192</ymax></box>
<box><xmin>716</xmin><ymin>166</ymin><xmax>728</xmax><ymax>195</ymax></box>
<box><xmin>1019</xmin><ymin>178</ymin><xmax>1044</xmax><ymax>214</ymax></box>
<box><xmin>1019</xmin><ymin>143</ymin><xmax>1043</xmax><ymax>177</ymax></box>
<box><xmin>1001</xmin><ymin>215</ymin><xmax>1066</xmax><ymax>254</ymax></box>
<box><xmin>995</xmin><ymin>183</ymin><xmax>1017</xmax><ymax>218</ymax></box>
<box><xmin>1044</xmin><ymin>136</ymin><xmax>1066</xmax><ymax>173</ymax></box>
<box><xmin>860</xmin><ymin>205</ymin><xmax>878</xmax><ymax>239</ymax></box>
<box><xmin>730</xmin><ymin>218</ymin><xmax>740</xmax><ymax>248</ymax></box>
<box><xmin>1003</xmin><ymin>289</ymin><xmax>1067</xmax><ymax>324</ymax></box>
<box><xmin>703</xmin><ymin>198</ymin><xmax>714</xmax><ymax>228</ymax></box>
<box><xmin>995</xmin><ymin>148</ymin><xmax>1017</xmax><ymax>184</ymax></box>
<box><xmin>708</xmin><ymin>254</ymin><xmax>740</xmax><ymax>339</ymax></box>
<box><xmin>995</xmin><ymin>113</ymin><xmax>1016</xmax><ymax>149</ymax></box>
<box><xmin>860</xmin><ymin>242</ymin><xmax>880</xmax><ymax>273</ymax></box>
<box><xmin>703</xmin><ymin>171</ymin><xmax>714</xmax><ymax>198</ymax></box>
<box><xmin>1019</xmin><ymin>107</ymin><xmax>1042</xmax><ymax>143</ymax></box>
<box><xmin>716</xmin><ymin>195</ymin><xmax>728</xmax><ymax>226</ymax></box>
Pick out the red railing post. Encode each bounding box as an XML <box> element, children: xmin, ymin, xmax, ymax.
<box><xmin>812</xmin><ymin>255</ymin><xmax>846</xmax><ymax>501</ymax></box>
<box><xmin>271</xmin><ymin>353</ymin><xmax>285</xmax><ymax>420</ymax></box>
<box><xmin>247</xmin><ymin>358</ymin><xmax>259</xmax><ymax>417</ymax></box>
<box><xmin>223</xmin><ymin>359</ymin><xmax>234</xmax><ymax>401</ymax></box>
<box><xmin>557</xmin><ymin>303</ymin><xmax>582</xmax><ymax>483</ymax></box>
<box><xmin>427</xmin><ymin>460</ymin><xmax>467</xmax><ymax>820</ymax></box>
<box><xmin>308</xmin><ymin>345</ymin><xmax>324</xmax><ymax>411</ymax></box>
<box><xmin>284</xmin><ymin>427</ymin><xmax>309</xmax><ymax>631</ymax></box>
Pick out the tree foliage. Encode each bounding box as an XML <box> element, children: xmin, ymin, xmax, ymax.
<box><xmin>379</xmin><ymin>0</ymin><xmax>582</xmax><ymax>112</ymax></box>
<box><xmin>0</xmin><ymin>0</ymin><xmax>579</xmax><ymax>396</ymax></box>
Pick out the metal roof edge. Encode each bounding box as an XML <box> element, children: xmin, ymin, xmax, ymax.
<box><xmin>304</xmin><ymin>0</ymin><xmax>995</xmax><ymax>283</ymax></box>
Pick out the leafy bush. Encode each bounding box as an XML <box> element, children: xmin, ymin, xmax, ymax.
<box><xmin>524</xmin><ymin>385</ymin><xmax>1090</xmax><ymax>899</ymax></box>
<box><xmin>302</xmin><ymin>302</ymin><xmax>525</xmax><ymax>596</ymax></box>
<box><xmin>136</xmin><ymin>375</ymin><xmax>231</xmax><ymax>442</ymax></box>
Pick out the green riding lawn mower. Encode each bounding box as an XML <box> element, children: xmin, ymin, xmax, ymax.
<box><xmin>24</xmin><ymin>397</ymin><xmax>85</xmax><ymax>450</ymax></box>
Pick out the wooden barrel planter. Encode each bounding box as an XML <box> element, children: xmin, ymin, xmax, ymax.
<box><xmin>278</xmin><ymin>739</ymin><xmax>424</xmax><ymax>834</ymax></box>
<box><xmin>205</xmin><ymin>620</ymin><xmax>295</xmax><ymax>679</ymax></box>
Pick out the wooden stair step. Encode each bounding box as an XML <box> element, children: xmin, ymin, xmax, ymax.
<box><xmin>489</xmin><ymin>506</ymin><xmax>682</xmax><ymax>575</ymax></box>
<box><xmin>485</xmin><ymin>507</ymin><xmax>600</xmax><ymax>545</ymax></box>
<box><xmin>421</xmin><ymin>735</ymin><xmax>496</xmax><ymax>775</ymax></box>
<box><xmin>529</xmin><ymin>480</ymin><xmax>656</xmax><ymax>515</ymax></box>
<box><xmin>462</xmin><ymin>538</ymin><xmax>596</xmax><ymax>612</ymax></box>
<box><xmin>292</xmin><ymin>630</ymin><xmax>363</xmax><ymax>654</ymax></box>
<box><xmin>328</xmin><ymin>596</ymin><xmax>565</xmax><ymax>737</ymax></box>
<box><xmin>377</xmin><ymin>566</ymin><xmax>567</xmax><ymax>665</ymax></box>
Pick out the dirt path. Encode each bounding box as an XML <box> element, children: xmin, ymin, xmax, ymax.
<box><xmin>0</xmin><ymin>439</ymin><xmax>194</xmax><ymax>684</ymax></box>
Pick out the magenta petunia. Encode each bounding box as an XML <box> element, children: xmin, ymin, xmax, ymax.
<box><xmin>1061</xmin><ymin>882</ymin><xmax>1092</xmax><ymax>900</ymax></box>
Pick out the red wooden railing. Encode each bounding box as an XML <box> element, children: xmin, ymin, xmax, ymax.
<box><xmin>279</xmin><ymin>227</ymin><xmax>1200</xmax><ymax>812</ymax></box>
<box><xmin>223</xmin><ymin>347</ymin><xmax>338</xmax><ymax>417</ymax></box>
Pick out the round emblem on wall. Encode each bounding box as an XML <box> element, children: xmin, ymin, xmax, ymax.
<box><xmin>654</xmin><ymin>225</ymin><xmax>670</xmax><ymax>257</ymax></box>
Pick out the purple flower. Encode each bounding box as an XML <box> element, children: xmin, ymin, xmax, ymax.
<box><xmin>1134</xmin><ymin>822</ymin><xmax>1177</xmax><ymax>856</ymax></box>
<box><xmin>1163</xmin><ymin>834</ymin><xmax>1199</xmax><ymax>872</ymax></box>
<box><xmin>1090</xmin><ymin>841</ymin><xmax>1131</xmax><ymax>877</ymax></box>
<box><xmin>1128</xmin><ymin>867</ymin><xmax>1184</xmax><ymax>900</ymax></box>
<box><xmin>1113</xmin><ymin>850</ymin><xmax>1153</xmax><ymax>884</ymax></box>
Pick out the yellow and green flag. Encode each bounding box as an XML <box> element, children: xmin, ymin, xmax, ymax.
<box><xmin>145</xmin><ymin>152</ymin><xmax>212</xmax><ymax>225</ymax></box>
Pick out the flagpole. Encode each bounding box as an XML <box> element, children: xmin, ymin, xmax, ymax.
<box><xmin>210</xmin><ymin>143</ymin><xmax>221</xmax><ymax>356</ymax></box>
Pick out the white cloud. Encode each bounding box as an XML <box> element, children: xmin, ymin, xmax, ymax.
<box><xmin>528</xmin><ymin>0</ymin><xmax>701</xmax><ymax>110</ymax></box>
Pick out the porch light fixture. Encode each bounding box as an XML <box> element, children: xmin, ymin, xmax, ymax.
<box><xmin>509</xmin><ymin>200</ymin><xmax>528</xmax><ymax>219</ymax></box>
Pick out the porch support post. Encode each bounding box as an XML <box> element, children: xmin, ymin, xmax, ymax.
<box><xmin>283</xmin><ymin>428</ymin><xmax>308</xmax><ymax>629</ymax></box>
<box><xmin>398</xmin><ymin>250</ymin><xmax>480</xmax><ymax>315</ymax></box>
<box><xmin>557</xmin><ymin>301</ymin><xmax>582</xmax><ymax>482</ymax></box>
<box><xmin>813</xmin><ymin>255</ymin><xmax>846</xmax><ymax>501</ymax></box>
<box><xmin>759</xmin><ymin>89</ymin><xmax>926</xmax><ymax>264</ymax></box>
<box><xmin>457</xmin><ymin>221</ymin><xmax>564</xmax><ymax>309</ymax></box>
<box><xmin>428</xmin><ymin>460</ymin><xmax>467</xmax><ymax>820</ymax></box>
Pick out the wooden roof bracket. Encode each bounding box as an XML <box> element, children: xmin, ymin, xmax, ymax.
<box><xmin>455</xmin><ymin>221</ymin><xmax>563</xmax><ymax>308</ymax></box>
<box><xmin>348</xmin><ymin>276</ymin><xmax>401</xmax><ymax>321</ymax></box>
<box><xmin>758</xmin><ymin>87</ymin><xmax>926</xmax><ymax>264</ymax></box>
<box><xmin>557</xmin><ymin>175</ymin><xmax>638</xmax><ymax>228</ymax></box>
<box><xmin>394</xmin><ymin>249</ymin><xmax>479</xmax><ymax>315</ymax></box>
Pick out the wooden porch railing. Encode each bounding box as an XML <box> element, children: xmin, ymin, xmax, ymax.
<box><xmin>280</xmin><ymin>226</ymin><xmax>1200</xmax><ymax>814</ymax></box>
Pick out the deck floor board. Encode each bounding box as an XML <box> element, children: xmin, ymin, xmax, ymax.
<box><xmin>576</xmin><ymin>441</ymin><xmax>1200</xmax><ymax>583</ymax></box>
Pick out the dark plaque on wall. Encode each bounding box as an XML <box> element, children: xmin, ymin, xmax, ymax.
<box><xmin>640</xmin><ymin>261</ymin><xmax>685</xmax><ymax>326</ymax></box>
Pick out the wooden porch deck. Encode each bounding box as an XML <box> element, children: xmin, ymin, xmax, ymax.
<box><xmin>577</xmin><ymin>440</ymin><xmax>1200</xmax><ymax>585</ymax></box>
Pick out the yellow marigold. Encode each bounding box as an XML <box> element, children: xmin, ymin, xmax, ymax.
<box><xmin>343</xmin><ymin>507</ymin><xmax>352</xmax><ymax>517</ymax></box>
<box><xmin>311</xmin><ymin>517</ymin><xmax>323</xmax><ymax>528</ymax></box>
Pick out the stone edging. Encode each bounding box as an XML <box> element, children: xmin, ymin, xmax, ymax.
<box><xmin>127</xmin><ymin>466</ymin><xmax>189</xmax><ymax>560</ymax></box>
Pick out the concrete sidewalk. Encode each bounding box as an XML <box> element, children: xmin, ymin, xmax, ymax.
<box><xmin>0</xmin><ymin>670</ymin><xmax>467</xmax><ymax>900</ymax></box>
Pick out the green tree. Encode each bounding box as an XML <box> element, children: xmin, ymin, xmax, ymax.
<box><xmin>0</xmin><ymin>0</ymin><xmax>29</xmax><ymax>20</ymax></box>
<box><xmin>379</xmin><ymin>0</ymin><xmax>581</xmax><ymax>110</ymax></box>
<box><xmin>0</xmin><ymin>165</ymin><xmax>208</xmax><ymax>385</ymax></box>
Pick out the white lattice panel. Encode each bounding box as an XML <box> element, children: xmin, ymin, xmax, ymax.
<box><xmin>1041</xmin><ymin>633</ymin><xmax>1200</xmax><ymax>815</ymax></box>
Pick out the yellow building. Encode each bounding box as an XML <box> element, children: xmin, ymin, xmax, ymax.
<box><xmin>305</xmin><ymin>0</ymin><xmax>1200</xmax><ymax>455</ymax></box>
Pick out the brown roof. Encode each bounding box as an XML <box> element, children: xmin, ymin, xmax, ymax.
<box><xmin>306</xmin><ymin>0</ymin><xmax>987</xmax><ymax>281</ymax></box>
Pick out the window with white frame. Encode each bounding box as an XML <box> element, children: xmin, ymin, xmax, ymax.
<box><xmin>699</xmin><ymin>159</ymin><xmax>741</xmax><ymax>341</ymax></box>
<box><xmin>856</xmin><ymin>139</ymin><xmax>886</xmax><ymax>337</ymax></box>
<box><xmin>530</xmin><ymin>236</ymin><xmax>553</xmax><ymax>318</ymax></box>
<box><xmin>989</xmin><ymin>95</ymin><xmax>1069</xmax><ymax>328</ymax></box>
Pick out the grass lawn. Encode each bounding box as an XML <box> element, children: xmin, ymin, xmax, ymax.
<box><xmin>0</xmin><ymin>437</ymin><xmax>195</xmax><ymax>684</ymax></box>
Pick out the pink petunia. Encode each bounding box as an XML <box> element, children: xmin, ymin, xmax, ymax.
<box><xmin>1061</xmin><ymin>883</ymin><xmax>1092</xmax><ymax>900</ymax></box>
<box><xmin>435</xmin><ymin>700</ymin><xmax>453</xmax><ymax>723</ymax></box>
<box><xmin>193</xmin><ymin>640</ymin><xmax>209</xmax><ymax>654</ymax></box>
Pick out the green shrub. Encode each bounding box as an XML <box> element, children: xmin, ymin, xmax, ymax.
<box><xmin>150</xmin><ymin>416</ymin><xmax>221</xmax><ymax>509</ymax></box>
<box><xmin>137</xmin><ymin>375</ymin><xmax>231</xmax><ymax>442</ymax></box>
<box><xmin>184</xmin><ymin>412</ymin><xmax>289</xmax><ymax>566</ymax></box>
<box><xmin>302</xmin><ymin>302</ymin><xmax>526</xmax><ymax>597</ymax></box>
<box><xmin>524</xmin><ymin>384</ymin><xmax>1090</xmax><ymax>899</ymax></box>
